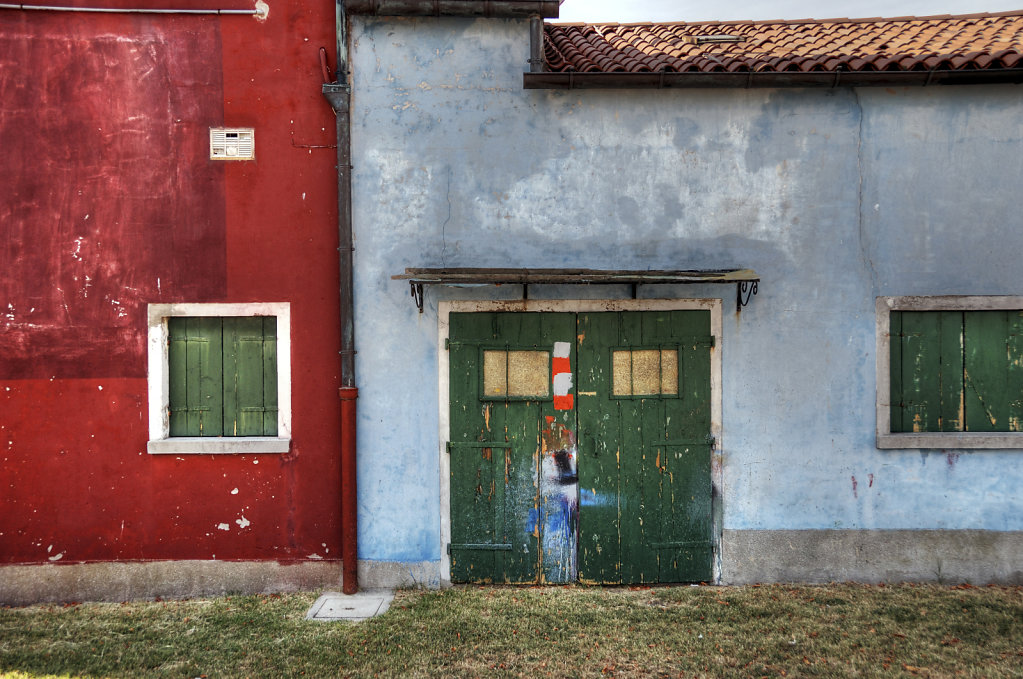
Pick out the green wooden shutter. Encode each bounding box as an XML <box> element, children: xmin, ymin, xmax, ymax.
<box><xmin>169</xmin><ymin>316</ymin><xmax>277</xmax><ymax>438</ymax></box>
<box><xmin>168</xmin><ymin>317</ymin><xmax>224</xmax><ymax>437</ymax></box>
<box><xmin>890</xmin><ymin>311</ymin><xmax>963</xmax><ymax>433</ymax></box>
<box><xmin>892</xmin><ymin>310</ymin><xmax>1023</xmax><ymax>434</ymax></box>
<box><xmin>223</xmin><ymin>316</ymin><xmax>278</xmax><ymax>437</ymax></box>
<box><xmin>964</xmin><ymin>311</ymin><xmax>1023</xmax><ymax>433</ymax></box>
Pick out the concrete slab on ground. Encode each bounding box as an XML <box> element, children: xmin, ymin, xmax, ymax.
<box><xmin>305</xmin><ymin>590</ymin><xmax>394</xmax><ymax>622</ymax></box>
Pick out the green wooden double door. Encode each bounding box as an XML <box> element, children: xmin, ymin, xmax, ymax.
<box><xmin>448</xmin><ymin>310</ymin><xmax>713</xmax><ymax>585</ymax></box>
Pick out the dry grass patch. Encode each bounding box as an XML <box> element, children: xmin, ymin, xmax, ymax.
<box><xmin>2</xmin><ymin>584</ymin><xmax>1022</xmax><ymax>677</ymax></box>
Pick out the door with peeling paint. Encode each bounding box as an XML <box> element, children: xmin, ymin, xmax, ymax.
<box><xmin>448</xmin><ymin>310</ymin><xmax>712</xmax><ymax>584</ymax></box>
<box><xmin>576</xmin><ymin>311</ymin><xmax>714</xmax><ymax>584</ymax></box>
<box><xmin>448</xmin><ymin>312</ymin><xmax>576</xmax><ymax>583</ymax></box>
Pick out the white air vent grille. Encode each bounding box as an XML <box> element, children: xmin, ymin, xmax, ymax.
<box><xmin>210</xmin><ymin>127</ymin><xmax>255</xmax><ymax>160</ymax></box>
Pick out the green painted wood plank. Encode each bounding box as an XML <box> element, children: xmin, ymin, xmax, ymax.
<box><xmin>224</xmin><ymin>316</ymin><xmax>270</xmax><ymax>437</ymax></box>
<box><xmin>576</xmin><ymin>312</ymin><xmax>622</xmax><ymax>584</ymax></box>
<box><xmin>638</xmin><ymin>392</ymin><xmax>663</xmax><ymax>584</ymax></box>
<box><xmin>674</xmin><ymin>311</ymin><xmax>713</xmax><ymax>582</ymax></box>
<box><xmin>938</xmin><ymin>311</ymin><xmax>964</xmax><ymax>433</ymax></box>
<box><xmin>168</xmin><ymin>318</ymin><xmax>190</xmax><ymax>437</ymax></box>
<box><xmin>965</xmin><ymin>311</ymin><xmax>1009</xmax><ymax>432</ymax></box>
<box><xmin>449</xmin><ymin>313</ymin><xmax>497</xmax><ymax>582</ymax></box>
<box><xmin>890</xmin><ymin>311</ymin><xmax>904</xmax><ymax>433</ymax></box>
<box><xmin>898</xmin><ymin>312</ymin><xmax>947</xmax><ymax>433</ymax></box>
<box><xmin>494</xmin><ymin>314</ymin><xmax>544</xmax><ymax>583</ymax></box>
<box><xmin>504</xmin><ymin>402</ymin><xmax>541</xmax><ymax>583</ymax></box>
<box><xmin>262</xmin><ymin>316</ymin><xmax>278</xmax><ymax>436</ymax></box>
<box><xmin>449</xmin><ymin>443</ymin><xmax>502</xmax><ymax>581</ymax></box>
<box><xmin>1008</xmin><ymin>312</ymin><xmax>1023</xmax><ymax>432</ymax></box>
<box><xmin>190</xmin><ymin>317</ymin><xmax>223</xmax><ymax>437</ymax></box>
<box><xmin>618</xmin><ymin>312</ymin><xmax>658</xmax><ymax>585</ymax></box>
<box><xmin>537</xmin><ymin>312</ymin><xmax>578</xmax><ymax>584</ymax></box>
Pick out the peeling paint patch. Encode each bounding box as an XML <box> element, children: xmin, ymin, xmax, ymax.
<box><xmin>217</xmin><ymin>523</ymin><xmax>230</xmax><ymax>531</ymax></box>
<box><xmin>540</xmin><ymin>417</ymin><xmax>579</xmax><ymax>581</ymax></box>
<box><xmin>235</xmin><ymin>516</ymin><xmax>251</xmax><ymax>529</ymax></box>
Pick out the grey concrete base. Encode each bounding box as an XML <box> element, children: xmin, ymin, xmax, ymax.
<box><xmin>354</xmin><ymin>559</ymin><xmax>440</xmax><ymax>589</ymax></box>
<box><xmin>0</xmin><ymin>561</ymin><xmax>341</xmax><ymax>606</ymax></box>
<box><xmin>306</xmin><ymin>590</ymin><xmax>394</xmax><ymax>622</ymax></box>
<box><xmin>721</xmin><ymin>529</ymin><xmax>1023</xmax><ymax>585</ymax></box>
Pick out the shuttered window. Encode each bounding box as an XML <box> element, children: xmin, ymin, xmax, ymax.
<box><xmin>168</xmin><ymin>316</ymin><xmax>278</xmax><ymax>437</ymax></box>
<box><xmin>890</xmin><ymin>310</ymin><xmax>1023</xmax><ymax>433</ymax></box>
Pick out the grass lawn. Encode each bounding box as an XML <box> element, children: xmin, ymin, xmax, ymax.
<box><xmin>1</xmin><ymin>583</ymin><xmax>1022</xmax><ymax>678</ymax></box>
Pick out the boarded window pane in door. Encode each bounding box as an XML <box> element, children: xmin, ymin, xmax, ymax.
<box><xmin>483</xmin><ymin>350</ymin><xmax>550</xmax><ymax>397</ymax></box>
<box><xmin>612</xmin><ymin>349</ymin><xmax>678</xmax><ymax>396</ymax></box>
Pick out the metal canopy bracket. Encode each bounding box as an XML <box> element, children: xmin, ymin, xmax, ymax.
<box><xmin>393</xmin><ymin>268</ymin><xmax>761</xmax><ymax>313</ymax></box>
<box><xmin>410</xmin><ymin>281</ymin><xmax>424</xmax><ymax>312</ymax></box>
<box><xmin>737</xmin><ymin>279</ymin><xmax>758</xmax><ymax>312</ymax></box>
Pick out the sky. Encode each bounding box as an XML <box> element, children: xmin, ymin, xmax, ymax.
<box><xmin>556</xmin><ymin>0</ymin><xmax>1023</xmax><ymax>23</ymax></box>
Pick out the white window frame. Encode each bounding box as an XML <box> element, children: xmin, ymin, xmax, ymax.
<box><xmin>876</xmin><ymin>295</ymin><xmax>1023</xmax><ymax>449</ymax></box>
<box><xmin>147</xmin><ymin>302</ymin><xmax>292</xmax><ymax>454</ymax></box>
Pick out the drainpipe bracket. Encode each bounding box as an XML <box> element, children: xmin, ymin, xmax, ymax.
<box><xmin>322</xmin><ymin>82</ymin><xmax>351</xmax><ymax>111</ymax></box>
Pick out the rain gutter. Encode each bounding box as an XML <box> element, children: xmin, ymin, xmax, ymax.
<box><xmin>524</xmin><ymin>68</ymin><xmax>1023</xmax><ymax>89</ymax></box>
<box><xmin>321</xmin><ymin>0</ymin><xmax>359</xmax><ymax>595</ymax></box>
<box><xmin>347</xmin><ymin>0</ymin><xmax>559</xmax><ymax>17</ymax></box>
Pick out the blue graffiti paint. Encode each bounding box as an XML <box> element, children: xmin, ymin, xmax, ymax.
<box><xmin>580</xmin><ymin>488</ymin><xmax>613</xmax><ymax>507</ymax></box>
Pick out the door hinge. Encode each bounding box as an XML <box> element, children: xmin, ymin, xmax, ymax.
<box><xmin>444</xmin><ymin>338</ymin><xmax>450</xmax><ymax>350</ymax></box>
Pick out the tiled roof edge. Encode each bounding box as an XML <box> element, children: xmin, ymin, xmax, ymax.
<box><xmin>549</xmin><ymin>9</ymin><xmax>1023</xmax><ymax>29</ymax></box>
<box><xmin>523</xmin><ymin>67</ymin><xmax>1023</xmax><ymax>89</ymax></box>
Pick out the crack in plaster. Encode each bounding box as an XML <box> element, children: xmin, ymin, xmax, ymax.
<box><xmin>853</xmin><ymin>88</ymin><xmax>879</xmax><ymax>294</ymax></box>
<box><xmin>440</xmin><ymin>166</ymin><xmax>452</xmax><ymax>266</ymax></box>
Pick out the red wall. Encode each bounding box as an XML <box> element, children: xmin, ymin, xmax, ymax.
<box><xmin>0</xmin><ymin>2</ymin><xmax>341</xmax><ymax>564</ymax></box>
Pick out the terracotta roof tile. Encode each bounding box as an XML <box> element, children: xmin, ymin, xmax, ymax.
<box><xmin>544</xmin><ymin>11</ymin><xmax>1023</xmax><ymax>74</ymax></box>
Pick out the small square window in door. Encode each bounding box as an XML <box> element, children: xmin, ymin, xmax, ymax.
<box><xmin>612</xmin><ymin>348</ymin><xmax>679</xmax><ymax>396</ymax></box>
<box><xmin>482</xmin><ymin>350</ymin><xmax>550</xmax><ymax>398</ymax></box>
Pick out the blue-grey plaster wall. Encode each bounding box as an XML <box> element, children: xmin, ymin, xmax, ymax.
<box><xmin>349</xmin><ymin>17</ymin><xmax>1023</xmax><ymax>565</ymax></box>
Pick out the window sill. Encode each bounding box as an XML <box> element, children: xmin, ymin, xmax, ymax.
<box><xmin>147</xmin><ymin>437</ymin><xmax>291</xmax><ymax>455</ymax></box>
<box><xmin>877</xmin><ymin>432</ymin><xmax>1023</xmax><ymax>450</ymax></box>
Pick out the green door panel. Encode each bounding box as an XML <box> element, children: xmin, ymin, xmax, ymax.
<box><xmin>449</xmin><ymin>312</ymin><xmax>577</xmax><ymax>584</ymax></box>
<box><xmin>451</xmin><ymin>309</ymin><xmax>713</xmax><ymax>585</ymax></box>
<box><xmin>577</xmin><ymin>311</ymin><xmax>713</xmax><ymax>584</ymax></box>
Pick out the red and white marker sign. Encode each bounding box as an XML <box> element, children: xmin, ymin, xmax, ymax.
<box><xmin>552</xmin><ymin>341</ymin><xmax>574</xmax><ymax>411</ymax></box>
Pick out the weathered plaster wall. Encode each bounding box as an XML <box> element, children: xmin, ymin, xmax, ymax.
<box><xmin>1</xmin><ymin>1</ymin><xmax>342</xmax><ymax>582</ymax></box>
<box><xmin>349</xmin><ymin>16</ymin><xmax>1023</xmax><ymax>581</ymax></box>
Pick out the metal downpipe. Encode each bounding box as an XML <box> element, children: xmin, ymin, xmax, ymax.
<box><xmin>322</xmin><ymin>0</ymin><xmax>358</xmax><ymax>595</ymax></box>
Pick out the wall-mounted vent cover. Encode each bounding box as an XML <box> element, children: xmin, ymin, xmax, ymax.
<box><xmin>210</xmin><ymin>127</ymin><xmax>255</xmax><ymax>160</ymax></box>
